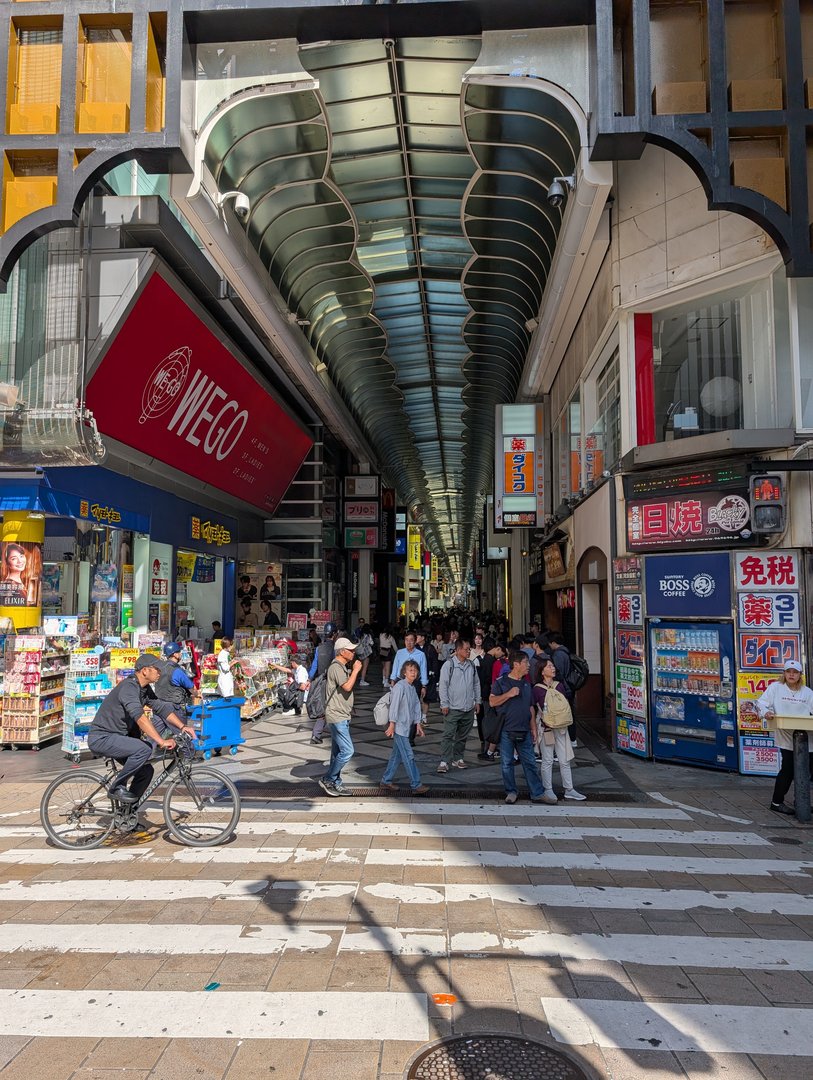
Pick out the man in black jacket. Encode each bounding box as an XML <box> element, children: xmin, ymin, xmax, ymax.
<box><xmin>88</xmin><ymin>655</ymin><xmax>195</xmax><ymax>803</ymax></box>
<box><xmin>310</xmin><ymin>623</ymin><xmax>339</xmax><ymax>745</ymax></box>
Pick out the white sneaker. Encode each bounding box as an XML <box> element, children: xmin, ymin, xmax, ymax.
<box><xmin>540</xmin><ymin>790</ymin><xmax>558</xmax><ymax>805</ymax></box>
<box><xmin>359</xmin><ymin>680</ymin><xmax>370</xmax><ymax>687</ymax></box>
<box><xmin>437</xmin><ymin>762</ymin><xmax>449</xmax><ymax>774</ymax></box>
<box><xmin>280</xmin><ymin>709</ymin><xmax>296</xmax><ymax>716</ymax></box>
<box><xmin>452</xmin><ymin>759</ymin><xmax>467</xmax><ymax>769</ymax></box>
<box><xmin>564</xmin><ymin>789</ymin><xmax>587</xmax><ymax>801</ymax></box>
<box><xmin>504</xmin><ymin>792</ymin><xmax>518</xmax><ymax>804</ymax></box>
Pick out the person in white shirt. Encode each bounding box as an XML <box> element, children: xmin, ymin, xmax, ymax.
<box><xmin>756</xmin><ymin>659</ymin><xmax>813</xmax><ymax>815</ymax></box>
<box><xmin>216</xmin><ymin>638</ymin><xmax>234</xmax><ymax>698</ymax></box>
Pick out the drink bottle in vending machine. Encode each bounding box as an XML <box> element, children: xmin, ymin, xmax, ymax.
<box><xmin>648</xmin><ymin>621</ymin><xmax>738</xmax><ymax>770</ymax></box>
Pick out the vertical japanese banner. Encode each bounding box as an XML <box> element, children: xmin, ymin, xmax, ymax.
<box><xmin>0</xmin><ymin>512</ymin><xmax>44</xmax><ymax>631</ymax></box>
<box><xmin>407</xmin><ymin>526</ymin><xmax>422</xmax><ymax>571</ymax></box>
<box><xmin>733</xmin><ymin>551</ymin><xmax>801</xmax><ymax>776</ymax></box>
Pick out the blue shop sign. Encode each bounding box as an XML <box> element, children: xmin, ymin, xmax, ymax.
<box><xmin>645</xmin><ymin>553</ymin><xmax>731</xmax><ymax>618</ymax></box>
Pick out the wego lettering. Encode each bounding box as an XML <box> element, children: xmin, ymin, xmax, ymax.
<box><xmin>141</xmin><ymin>351</ymin><xmax>249</xmax><ymax>463</ymax></box>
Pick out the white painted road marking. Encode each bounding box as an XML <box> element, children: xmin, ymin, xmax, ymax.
<box><xmin>4</xmin><ymin>921</ymin><xmax>812</xmax><ymax>970</ymax></box>
<box><xmin>0</xmin><ymin>822</ymin><xmax>757</xmax><ymax>843</ymax></box>
<box><xmin>542</xmin><ymin>998</ymin><xmax>813</xmax><ymax>1055</ymax></box>
<box><xmin>0</xmin><ymin>848</ymin><xmax>153</xmax><ymax>864</ymax></box>
<box><xmin>0</xmin><ymin>989</ymin><xmax>428</xmax><ymax>1041</ymax></box>
<box><xmin>184</xmin><ymin>800</ymin><xmax>693</xmax><ymax>820</ymax></box>
<box><xmin>362</xmin><ymin>881</ymin><xmax>813</xmax><ymax>913</ymax></box>
<box><xmin>167</xmin><ymin>846</ymin><xmax>813</xmax><ymax>877</ymax></box>
<box><xmin>646</xmin><ymin>791</ymin><xmax>752</xmax><ymax>824</ymax></box>
<box><xmin>342</xmin><ymin>927</ymin><xmax>813</xmax><ymax>968</ymax></box>
<box><xmin>0</xmin><ymin>923</ymin><xmax>336</xmax><ymax>955</ymax></box>
<box><xmin>0</xmin><ymin>879</ymin><xmax>268</xmax><ymax>901</ymax></box>
<box><xmin>2</xmin><ymin>846</ymin><xmax>811</xmax><ymax>881</ymax></box>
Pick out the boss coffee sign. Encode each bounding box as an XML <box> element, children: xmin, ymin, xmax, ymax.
<box><xmin>644</xmin><ymin>553</ymin><xmax>732</xmax><ymax>618</ymax></box>
<box><xmin>86</xmin><ymin>273</ymin><xmax>313</xmax><ymax>513</ymax></box>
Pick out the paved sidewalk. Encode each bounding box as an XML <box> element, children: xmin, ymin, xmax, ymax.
<box><xmin>0</xmin><ymin>676</ymin><xmax>787</xmax><ymax>823</ymax></box>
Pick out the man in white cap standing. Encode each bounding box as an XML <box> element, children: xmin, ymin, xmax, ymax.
<box><xmin>756</xmin><ymin>658</ymin><xmax>813</xmax><ymax>815</ymax></box>
<box><xmin>318</xmin><ymin>636</ymin><xmax>363</xmax><ymax>796</ymax></box>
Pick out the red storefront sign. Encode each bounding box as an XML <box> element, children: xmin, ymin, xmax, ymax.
<box><xmin>627</xmin><ymin>491</ymin><xmax>750</xmax><ymax>550</ymax></box>
<box><xmin>86</xmin><ymin>273</ymin><xmax>313</xmax><ymax>514</ymax></box>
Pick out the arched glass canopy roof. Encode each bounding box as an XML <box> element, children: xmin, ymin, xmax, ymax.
<box><xmin>203</xmin><ymin>37</ymin><xmax>580</xmax><ymax>581</ymax></box>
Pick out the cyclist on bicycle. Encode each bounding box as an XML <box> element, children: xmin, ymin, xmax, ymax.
<box><xmin>87</xmin><ymin>654</ymin><xmax>196</xmax><ymax>804</ymax></box>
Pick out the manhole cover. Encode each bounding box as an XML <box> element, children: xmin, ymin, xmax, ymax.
<box><xmin>768</xmin><ymin>835</ymin><xmax>803</xmax><ymax>846</ymax></box>
<box><xmin>406</xmin><ymin>1035</ymin><xmax>590</xmax><ymax>1080</ymax></box>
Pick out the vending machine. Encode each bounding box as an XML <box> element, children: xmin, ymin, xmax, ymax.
<box><xmin>648</xmin><ymin>621</ymin><xmax>738</xmax><ymax>769</ymax></box>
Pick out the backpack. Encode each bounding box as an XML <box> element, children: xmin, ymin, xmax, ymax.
<box><xmin>306</xmin><ymin>672</ymin><xmax>327</xmax><ymax>719</ymax></box>
<box><xmin>566</xmin><ymin>654</ymin><xmax>589</xmax><ymax>693</ymax></box>
<box><xmin>539</xmin><ymin>686</ymin><xmax>573</xmax><ymax>729</ymax></box>
<box><xmin>373</xmin><ymin>690</ymin><xmax>392</xmax><ymax>727</ymax></box>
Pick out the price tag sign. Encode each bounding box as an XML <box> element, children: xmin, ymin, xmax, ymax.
<box><xmin>616</xmin><ymin>663</ymin><xmax>645</xmax><ymax>717</ymax></box>
<box><xmin>70</xmin><ymin>649</ymin><xmax>100</xmax><ymax>674</ymax></box>
<box><xmin>109</xmin><ymin>648</ymin><xmax>138</xmax><ymax>670</ymax></box>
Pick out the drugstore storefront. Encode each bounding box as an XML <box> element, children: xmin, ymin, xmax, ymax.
<box><xmin>0</xmin><ymin>467</ymin><xmax>239</xmax><ymax>644</ymax></box>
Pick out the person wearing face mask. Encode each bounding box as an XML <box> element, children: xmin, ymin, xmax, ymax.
<box><xmin>757</xmin><ymin>659</ymin><xmax>813</xmax><ymax>815</ymax></box>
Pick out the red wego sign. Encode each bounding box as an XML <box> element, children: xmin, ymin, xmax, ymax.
<box><xmin>86</xmin><ymin>274</ymin><xmax>313</xmax><ymax>513</ymax></box>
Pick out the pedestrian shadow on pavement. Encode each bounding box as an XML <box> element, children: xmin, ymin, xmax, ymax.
<box><xmin>256</xmin><ymin>835</ymin><xmax>713</xmax><ymax>1078</ymax></box>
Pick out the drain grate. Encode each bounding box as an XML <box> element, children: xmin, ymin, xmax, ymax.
<box><xmin>406</xmin><ymin>1035</ymin><xmax>591</xmax><ymax>1080</ymax></box>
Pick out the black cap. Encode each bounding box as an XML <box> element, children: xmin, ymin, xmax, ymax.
<box><xmin>134</xmin><ymin>653</ymin><xmax>164</xmax><ymax>672</ymax></box>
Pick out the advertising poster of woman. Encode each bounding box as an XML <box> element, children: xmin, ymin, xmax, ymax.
<box><xmin>0</xmin><ymin>512</ymin><xmax>44</xmax><ymax>630</ymax></box>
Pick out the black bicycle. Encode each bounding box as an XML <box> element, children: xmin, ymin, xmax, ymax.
<box><xmin>39</xmin><ymin>732</ymin><xmax>240</xmax><ymax>849</ymax></box>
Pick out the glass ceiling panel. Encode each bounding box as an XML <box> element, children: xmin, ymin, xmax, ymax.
<box><xmin>202</xmin><ymin>35</ymin><xmax>582</xmax><ymax>577</ymax></box>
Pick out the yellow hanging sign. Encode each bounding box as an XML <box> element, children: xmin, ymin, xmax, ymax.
<box><xmin>407</xmin><ymin>525</ymin><xmax>422</xmax><ymax>570</ymax></box>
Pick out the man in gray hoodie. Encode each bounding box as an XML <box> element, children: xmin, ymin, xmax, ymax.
<box><xmin>437</xmin><ymin>639</ymin><xmax>481</xmax><ymax>773</ymax></box>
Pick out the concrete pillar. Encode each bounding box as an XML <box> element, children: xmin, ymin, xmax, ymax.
<box><xmin>510</xmin><ymin>529</ymin><xmax>529</xmax><ymax>636</ymax></box>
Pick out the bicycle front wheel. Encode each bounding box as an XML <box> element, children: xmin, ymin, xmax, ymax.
<box><xmin>162</xmin><ymin>767</ymin><xmax>240</xmax><ymax>847</ymax></box>
<box><xmin>40</xmin><ymin>769</ymin><xmax>115</xmax><ymax>849</ymax></box>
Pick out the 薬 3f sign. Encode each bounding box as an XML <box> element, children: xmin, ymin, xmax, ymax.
<box><xmin>86</xmin><ymin>273</ymin><xmax>313</xmax><ymax>514</ymax></box>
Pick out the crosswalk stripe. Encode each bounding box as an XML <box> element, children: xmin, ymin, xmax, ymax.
<box><xmin>0</xmin><ymin>822</ymin><xmax>767</xmax><ymax>843</ymax></box>
<box><xmin>171</xmin><ymin>845</ymin><xmax>812</xmax><ymax>877</ymax></box>
<box><xmin>0</xmin><ymin>989</ymin><xmax>429</xmax><ymax>1041</ymax></box>
<box><xmin>0</xmin><ymin>923</ymin><xmax>337</xmax><ymax>954</ymax></box>
<box><xmin>2</xmin><ymin>845</ymin><xmax>809</xmax><ymax>879</ymax></box>
<box><xmin>166</xmin><ymin>800</ymin><xmax>693</xmax><ymax>820</ymax></box>
<box><xmin>1</xmin><ymin>922</ymin><xmax>811</xmax><ymax>970</ymax></box>
<box><xmin>361</xmin><ymin>881</ymin><xmax>813</xmax><ymax>913</ymax></box>
<box><xmin>0</xmin><ymin>848</ymin><xmax>153</xmax><ymax>864</ymax></box>
<box><xmin>343</xmin><ymin>928</ymin><xmax>813</xmax><ymax>968</ymax></box>
<box><xmin>5</xmin><ymin>876</ymin><xmax>810</xmax><ymax>913</ymax></box>
<box><xmin>0</xmin><ymin>879</ymin><xmax>268</xmax><ymax>901</ymax></box>
<box><xmin>542</xmin><ymin>997</ymin><xmax>813</xmax><ymax>1055</ymax></box>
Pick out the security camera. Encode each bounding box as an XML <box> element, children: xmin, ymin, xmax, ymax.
<box><xmin>217</xmin><ymin>190</ymin><xmax>250</xmax><ymax>220</ymax></box>
<box><xmin>547</xmin><ymin>175</ymin><xmax>575</xmax><ymax>209</ymax></box>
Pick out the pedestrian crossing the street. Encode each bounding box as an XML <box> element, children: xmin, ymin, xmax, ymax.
<box><xmin>0</xmin><ymin>789</ymin><xmax>812</xmax><ymax>1077</ymax></box>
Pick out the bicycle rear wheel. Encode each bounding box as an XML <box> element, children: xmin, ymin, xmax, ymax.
<box><xmin>162</xmin><ymin>766</ymin><xmax>240</xmax><ymax>847</ymax></box>
<box><xmin>40</xmin><ymin>769</ymin><xmax>115</xmax><ymax>849</ymax></box>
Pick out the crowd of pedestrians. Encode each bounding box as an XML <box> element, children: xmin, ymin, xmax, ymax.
<box><xmin>305</xmin><ymin>609</ymin><xmax>585</xmax><ymax>803</ymax></box>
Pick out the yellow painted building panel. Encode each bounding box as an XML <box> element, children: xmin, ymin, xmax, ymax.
<box><xmin>77</xmin><ymin>101</ymin><xmax>129</xmax><ymax>134</ymax></box>
<box><xmin>3</xmin><ymin>177</ymin><xmax>57</xmax><ymax>233</ymax></box>
<box><xmin>8</xmin><ymin>102</ymin><xmax>59</xmax><ymax>134</ymax></box>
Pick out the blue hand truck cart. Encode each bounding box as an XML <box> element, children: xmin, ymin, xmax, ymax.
<box><xmin>188</xmin><ymin>697</ymin><xmax>246</xmax><ymax>759</ymax></box>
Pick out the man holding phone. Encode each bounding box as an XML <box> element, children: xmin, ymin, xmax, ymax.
<box><xmin>318</xmin><ymin>637</ymin><xmax>363</xmax><ymax>797</ymax></box>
